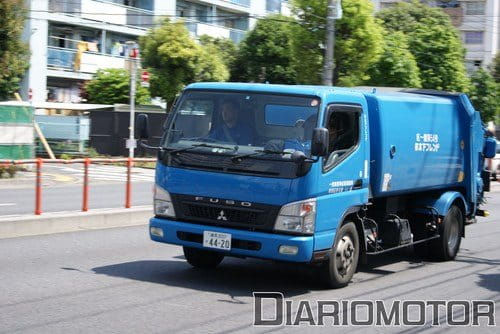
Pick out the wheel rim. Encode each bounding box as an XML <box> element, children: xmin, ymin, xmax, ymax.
<box><xmin>335</xmin><ymin>235</ymin><xmax>355</xmax><ymax>277</ymax></box>
<box><xmin>447</xmin><ymin>216</ymin><xmax>460</xmax><ymax>253</ymax></box>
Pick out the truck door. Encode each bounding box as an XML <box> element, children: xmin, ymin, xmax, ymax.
<box><xmin>315</xmin><ymin>103</ymin><xmax>369</xmax><ymax>249</ymax></box>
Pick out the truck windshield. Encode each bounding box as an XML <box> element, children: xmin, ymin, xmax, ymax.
<box><xmin>163</xmin><ymin>90</ymin><xmax>320</xmax><ymax>161</ymax></box>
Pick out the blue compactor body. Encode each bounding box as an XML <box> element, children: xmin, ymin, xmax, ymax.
<box><xmin>144</xmin><ymin>83</ymin><xmax>495</xmax><ymax>288</ymax></box>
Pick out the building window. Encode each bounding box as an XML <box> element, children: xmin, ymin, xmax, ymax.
<box><xmin>465</xmin><ymin>60</ymin><xmax>482</xmax><ymax>73</ymax></box>
<box><xmin>465</xmin><ymin>1</ymin><xmax>485</xmax><ymax>15</ymax></box>
<box><xmin>464</xmin><ymin>31</ymin><xmax>484</xmax><ymax>44</ymax></box>
<box><xmin>266</xmin><ymin>0</ymin><xmax>281</xmax><ymax>13</ymax></box>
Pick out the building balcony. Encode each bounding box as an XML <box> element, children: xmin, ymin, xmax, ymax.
<box><xmin>184</xmin><ymin>20</ymin><xmax>246</xmax><ymax>44</ymax></box>
<box><xmin>49</xmin><ymin>0</ymin><xmax>153</xmax><ymax>29</ymax></box>
<box><xmin>47</xmin><ymin>46</ymin><xmax>127</xmax><ymax>76</ymax></box>
<box><xmin>221</xmin><ymin>0</ymin><xmax>251</xmax><ymax>8</ymax></box>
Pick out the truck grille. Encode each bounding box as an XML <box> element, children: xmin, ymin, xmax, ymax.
<box><xmin>185</xmin><ymin>204</ymin><xmax>259</xmax><ymax>224</ymax></box>
<box><xmin>170</xmin><ymin>194</ymin><xmax>280</xmax><ymax>232</ymax></box>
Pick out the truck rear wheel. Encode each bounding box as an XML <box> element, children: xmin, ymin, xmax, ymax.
<box><xmin>320</xmin><ymin>222</ymin><xmax>359</xmax><ymax>288</ymax></box>
<box><xmin>183</xmin><ymin>246</ymin><xmax>224</xmax><ymax>269</ymax></box>
<box><xmin>430</xmin><ymin>205</ymin><xmax>463</xmax><ymax>261</ymax></box>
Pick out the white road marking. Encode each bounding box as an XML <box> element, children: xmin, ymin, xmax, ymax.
<box><xmin>42</xmin><ymin>165</ymin><xmax>154</xmax><ymax>182</ymax></box>
<box><xmin>0</xmin><ymin>203</ymin><xmax>16</xmax><ymax>206</ymax></box>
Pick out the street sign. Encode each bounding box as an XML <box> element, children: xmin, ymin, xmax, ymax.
<box><xmin>126</xmin><ymin>139</ymin><xmax>137</xmax><ymax>149</ymax></box>
<box><xmin>140</xmin><ymin>71</ymin><xmax>150</xmax><ymax>88</ymax></box>
<box><xmin>331</xmin><ymin>0</ymin><xmax>342</xmax><ymax>19</ymax></box>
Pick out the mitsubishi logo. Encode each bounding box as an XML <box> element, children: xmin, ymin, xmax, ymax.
<box><xmin>217</xmin><ymin>210</ymin><xmax>228</xmax><ymax>221</ymax></box>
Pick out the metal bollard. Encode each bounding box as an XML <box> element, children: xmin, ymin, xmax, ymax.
<box><xmin>82</xmin><ymin>158</ymin><xmax>90</xmax><ymax>212</ymax></box>
<box><xmin>35</xmin><ymin>158</ymin><xmax>43</xmax><ymax>215</ymax></box>
<box><xmin>125</xmin><ymin>158</ymin><xmax>132</xmax><ymax>208</ymax></box>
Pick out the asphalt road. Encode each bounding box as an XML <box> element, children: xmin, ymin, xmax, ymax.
<box><xmin>0</xmin><ymin>165</ymin><xmax>154</xmax><ymax>216</ymax></box>
<box><xmin>0</xmin><ymin>189</ymin><xmax>498</xmax><ymax>333</ymax></box>
<box><xmin>0</xmin><ymin>182</ymin><xmax>153</xmax><ymax>216</ymax></box>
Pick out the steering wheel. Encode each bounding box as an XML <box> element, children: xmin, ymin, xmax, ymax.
<box><xmin>325</xmin><ymin>149</ymin><xmax>349</xmax><ymax>166</ymax></box>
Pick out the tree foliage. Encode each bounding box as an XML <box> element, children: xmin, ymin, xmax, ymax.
<box><xmin>84</xmin><ymin>68</ymin><xmax>150</xmax><ymax>105</ymax></box>
<box><xmin>377</xmin><ymin>1</ymin><xmax>469</xmax><ymax>92</ymax></box>
<box><xmin>292</xmin><ymin>0</ymin><xmax>384</xmax><ymax>86</ymax></box>
<box><xmin>139</xmin><ymin>19</ymin><xmax>229</xmax><ymax>104</ymax></box>
<box><xmin>365</xmin><ymin>31</ymin><xmax>421</xmax><ymax>87</ymax></box>
<box><xmin>0</xmin><ymin>0</ymin><xmax>30</xmax><ymax>100</ymax></box>
<box><xmin>468</xmin><ymin>68</ymin><xmax>499</xmax><ymax>122</ymax></box>
<box><xmin>231</xmin><ymin>15</ymin><xmax>297</xmax><ymax>84</ymax></box>
<box><xmin>198</xmin><ymin>35</ymin><xmax>237</xmax><ymax>71</ymax></box>
<box><xmin>491</xmin><ymin>53</ymin><xmax>500</xmax><ymax>83</ymax></box>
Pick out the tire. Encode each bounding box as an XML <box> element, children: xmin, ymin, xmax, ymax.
<box><xmin>320</xmin><ymin>222</ymin><xmax>359</xmax><ymax>288</ymax></box>
<box><xmin>429</xmin><ymin>205</ymin><xmax>463</xmax><ymax>261</ymax></box>
<box><xmin>183</xmin><ymin>246</ymin><xmax>224</xmax><ymax>269</ymax></box>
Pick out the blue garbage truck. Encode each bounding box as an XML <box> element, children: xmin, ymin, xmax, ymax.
<box><xmin>138</xmin><ymin>83</ymin><xmax>496</xmax><ymax>288</ymax></box>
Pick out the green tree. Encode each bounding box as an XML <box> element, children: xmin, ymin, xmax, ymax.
<box><xmin>84</xmin><ymin>68</ymin><xmax>150</xmax><ymax>105</ymax></box>
<box><xmin>365</xmin><ymin>31</ymin><xmax>421</xmax><ymax>87</ymax></box>
<box><xmin>139</xmin><ymin>19</ymin><xmax>229</xmax><ymax>104</ymax></box>
<box><xmin>232</xmin><ymin>15</ymin><xmax>297</xmax><ymax>84</ymax></box>
<box><xmin>198</xmin><ymin>35</ymin><xmax>237</xmax><ymax>70</ymax></box>
<box><xmin>0</xmin><ymin>0</ymin><xmax>29</xmax><ymax>99</ymax></box>
<box><xmin>377</xmin><ymin>1</ymin><xmax>469</xmax><ymax>92</ymax></box>
<box><xmin>468</xmin><ymin>68</ymin><xmax>499</xmax><ymax>122</ymax></box>
<box><xmin>292</xmin><ymin>0</ymin><xmax>384</xmax><ymax>86</ymax></box>
<box><xmin>491</xmin><ymin>53</ymin><xmax>500</xmax><ymax>83</ymax></box>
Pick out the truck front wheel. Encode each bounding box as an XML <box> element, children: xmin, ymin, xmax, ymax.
<box><xmin>320</xmin><ymin>222</ymin><xmax>359</xmax><ymax>288</ymax></box>
<box><xmin>430</xmin><ymin>205</ymin><xmax>463</xmax><ymax>261</ymax></box>
<box><xmin>183</xmin><ymin>246</ymin><xmax>224</xmax><ymax>269</ymax></box>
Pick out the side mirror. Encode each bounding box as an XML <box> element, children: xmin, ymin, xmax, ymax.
<box><xmin>484</xmin><ymin>137</ymin><xmax>496</xmax><ymax>158</ymax></box>
<box><xmin>311</xmin><ymin>127</ymin><xmax>329</xmax><ymax>157</ymax></box>
<box><xmin>136</xmin><ymin>113</ymin><xmax>150</xmax><ymax>139</ymax></box>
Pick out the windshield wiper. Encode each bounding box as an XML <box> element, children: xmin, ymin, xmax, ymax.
<box><xmin>231</xmin><ymin>149</ymin><xmax>291</xmax><ymax>163</ymax></box>
<box><xmin>168</xmin><ymin>143</ymin><xmax>238</xmax><ymax>155</ymax></box>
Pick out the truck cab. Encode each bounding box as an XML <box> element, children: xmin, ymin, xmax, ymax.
<box><xmin>145</xmin><ymin>83</ymin><xmax>492</xmax><ymax>288</ymax></box>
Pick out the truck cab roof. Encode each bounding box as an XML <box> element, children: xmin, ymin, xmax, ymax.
<box><xmin>185</xmin><ymin>82</ymin><xmax>462</xmax><ymax>108</ymax></box>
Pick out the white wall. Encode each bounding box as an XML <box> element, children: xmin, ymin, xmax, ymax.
<box><xmin>22</xmin><ymin>0</ymin><xmax>49</xmax><ymax>103</ymax></box>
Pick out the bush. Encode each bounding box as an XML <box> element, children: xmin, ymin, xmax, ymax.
<box><xmin>0</xmin><ymin>164</ymin><xmax>18</xmax><ymax>178</ymax></box>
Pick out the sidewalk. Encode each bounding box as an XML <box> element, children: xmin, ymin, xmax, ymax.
<box><xmin>490</xmin><ymin>179</ymin><xmax>500</xmax><ymax>192</ymax></box>
<box><xmin>0</xmin><ymin>206</ymin><xmax>152</xmax><ymax>239</ymax></box>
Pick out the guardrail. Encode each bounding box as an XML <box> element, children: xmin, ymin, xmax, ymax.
<box><xmin>0</xmin><ymin>158</ymin><xmax>155</xmax><ymax>215</ymax></box>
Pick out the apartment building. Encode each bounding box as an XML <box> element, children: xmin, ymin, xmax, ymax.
<box><xmin>372</xmin><ymin>0</ymin><xmax>499</xmax><ymax>72</ymax></box>
<box><xmin>21</xmin><ymin>0</ymin><xmax>290</xmax><ymax>103</ymax></box>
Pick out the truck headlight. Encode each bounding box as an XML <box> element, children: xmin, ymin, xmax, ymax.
<box><xmin>154</xmin><ymin>185</ymin><xmax>176</xmax><ymax>218</ymax></box>
<box><xmin>274</xmin><ymin>198</ymin><xmax>316</xmax><ymax>234</ymax></box>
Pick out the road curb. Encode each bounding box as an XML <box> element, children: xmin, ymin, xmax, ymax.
<box><xmin>0</xmin><ymin>206</ymin><xmax>152</xmax><ymax>239</ymax></box>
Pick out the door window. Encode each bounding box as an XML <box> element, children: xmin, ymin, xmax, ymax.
<box><xmin>323</xmin><ymin>105</ymin><xmax>360</xmax><ymax>170</ymax></box>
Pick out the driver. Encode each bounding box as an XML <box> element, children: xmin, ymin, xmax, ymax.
<box><xmin>328</xmin><ymin>114</ymin><xmax>352</xmax><ymax>152</ymax></box>
<box><xmin>210</xmin><ymin>99</ymin><xmax>253</xmax><ymax>145</ymax></box>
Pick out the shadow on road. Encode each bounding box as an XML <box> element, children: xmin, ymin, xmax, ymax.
<box><xmin>476</xmin><ymin>273</ymin><xmax>500</xmax><ymax>293</ymax></box>
<box><xmin>90</xmin><ymin>248</ymin><xmax>429</xmax><ymax>299</ymax></box>
<box><xmin>92</xmin><ymin>258</ymin><xmax>314</xmax><ymax>299</ymax></box>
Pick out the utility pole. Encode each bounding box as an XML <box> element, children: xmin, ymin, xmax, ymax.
<box><xmin>323</xmin><ymin>0</ymin><xmax>341</xmax><ymax>86</ymax></box>
<box><xmin>126</xmin><ymin>41</ymin><xmax>138</xmax><ymax>159</ymax></box>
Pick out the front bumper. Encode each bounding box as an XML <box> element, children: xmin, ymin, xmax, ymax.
<box><xmin>149</xmin><ymin>217</ymin><xmax>315</xmax><ymax>262</ymax></box>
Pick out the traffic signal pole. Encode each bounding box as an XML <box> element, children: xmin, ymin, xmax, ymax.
<box><xmin>322</xmin><ymin>0</ymin><xmax>336</xmax><ymax>86</ymax></box>
<box><xmin>127</xmin><ymin>42</ymin><xmax>138</xmax><ymax>159</ymax></box>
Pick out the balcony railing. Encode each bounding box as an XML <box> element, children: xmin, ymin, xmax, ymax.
<box><xmin>182</xmin><ymin>19</ymin><xmax>247</xmax><ymax>44</ymax></box>
<box><xmin>229</xmin><ymin>30</ymin><xmax>246</xmax><ymax>44</ymax></box>
<box><xmin>222</xmin><ymin>0</ymin><xmax>251</xmax><ymax>8</ymax></box>
<box><xmin>47</xmin><ymin>46</ymin><xmax>127</xmax><ymax>74</ymax></box>
<box><xmin>47</xmin><ymin>47</ymin><xmax>76</xmax><ymax>70</ymax></box>
<box><xmin>49</xmin><ymin>0</ymin><xmax>153</xmax><ymax>29</ymax></box>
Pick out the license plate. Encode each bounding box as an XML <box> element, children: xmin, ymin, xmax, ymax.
<box><xmin>203</xmin><ymin>231</ymin><xmax>231</xmax><ymax>250</ymax></box>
